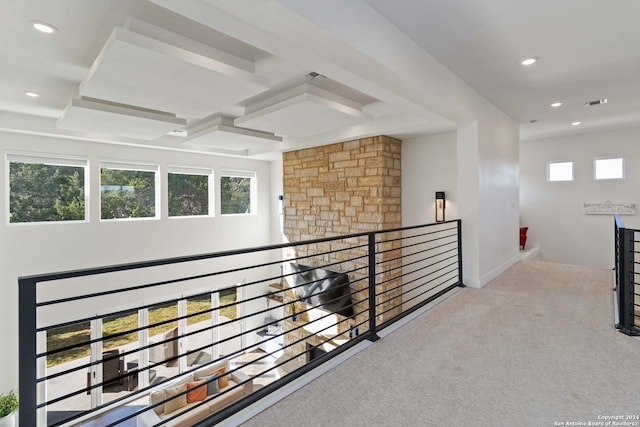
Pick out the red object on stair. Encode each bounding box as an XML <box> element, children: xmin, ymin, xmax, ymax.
<box><xmin>520</xmin><ymin>227</ymin><xmax>528</xmax><ymax>250</ymax></box>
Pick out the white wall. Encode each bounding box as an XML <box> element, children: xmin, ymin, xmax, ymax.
<box><xmin>401</xmin><ymin>105</ymin><xmax>520</xmax><ymax>290</ymax></box>
<box><xmin>402</xmin><ymin>131</ymin><xmax>458</xmax><ymax>226</ymax></box>
<box><xmin>457</xmin><ymin>110</ymin><xmax>521</xmax><ymax>288</ymax></box>
<box><xmin>476</xmin><ymin>111</ymin><xmax>521</xmax><ymax>285</ymax></box>
<box><xmin>0</xmin><ymin>132</ymin><xmax>275</xmax><ymax>392</ymax></box>
<box><xmin>269</xmin><ymin>158</ymin><xmax>284</xmax><ymax>244</ymax></box>
<box><xmin>520</xmin><ymin>126</ymin><xmax>640</xmax><ymax>268</ymax></box>
<box><xmin>401</xmin><ymin>134</ymin><xmax>459</xmax><ymax>310</ymax></box>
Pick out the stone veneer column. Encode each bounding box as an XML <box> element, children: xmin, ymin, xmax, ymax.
<box><xmin>282</xmin><ymin>136</ymin><xmax>402</xmax><ymax>349</ymax></box>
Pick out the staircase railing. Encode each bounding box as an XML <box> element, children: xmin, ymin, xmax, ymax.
<box><xmin>19</xmin><ymin>220</ymin><xmax>463</xmax><ymax>427</ymax></box>
<box><xmin>614</xmin><ymin>214</ymin><xmax>640</xmax><ymax>336</ymax></box>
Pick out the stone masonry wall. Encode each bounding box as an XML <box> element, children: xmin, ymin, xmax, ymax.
<box><xmin>282</xmin><ymin>136</ymin><xmax>402</xmax><ymax>360</ymax></box>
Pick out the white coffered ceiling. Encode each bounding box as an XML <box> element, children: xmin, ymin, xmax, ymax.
<box><xmin>1</xmin><ymin>0</ymin><xmax>639</xmax><ymax>159</ymax></box>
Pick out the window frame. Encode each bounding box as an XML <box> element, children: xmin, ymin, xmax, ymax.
<box><xmin>99</xmin><ymin>161</ymin><xmax>160</xmax><ymax>222</ymax></box>
<box><xmin>593</xmin><ymin>156</ymin><xmax>624</xmax><ymax>181</ymax></box>
<box><xmin>167</xmin><ymin>165</ymin><xmax>214</xmax><ymax>218</ymax></box>
<box><xmin>6</xmin><ymin>153</ymin><xmax>89</xmax><ymax>225</ymax></box>
<box><xmin>219</xmin><ymin>169</ymin><xmax>257</xmax><ymax>216</ymax></box>
<box><xmin>547</xmin><ymin>160</ymin><xmax>574</xmax><ymax>182</ymax></box>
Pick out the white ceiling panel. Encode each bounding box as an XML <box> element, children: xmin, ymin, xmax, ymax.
<box><xmin>236</xmin><ymin>84</ymin><xmax>371</xmax><ymax>137</ymax></box>
<box><xmin>57</xmin><ymin>97</ymin><xmax>186</xmax><ymax>140</ymax></box>
<box><xmin>182</xmin><ymin>116</ymin><xmax>281</xmax><ymax>154</ymax></box>
<box><xmin>79</xmin><ymin>25</ymin><xmax>270</xmax><ymax>119</ymax></box>
<box><xmin>3</xmin><ymin>0</ymin><xmax>639</xmax><ymax>156</ymax></box>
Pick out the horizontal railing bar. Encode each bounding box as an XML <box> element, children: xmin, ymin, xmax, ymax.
<box><xmin>380</xmin><ymin>270</ymin><xmax>460</xmax><ymax>302</ymax></box>
<box><xmin>41</xmin><ymin>251</ymin><xmax>374</xmax><ymax>333</ymax></box>
<box><xmin>398</xmin><ymin>276</ymin><xmax>461</xmax><ymax>307</ymax></box>
<box><xmin>199</xmin><ymin>332</ymin><xmax>372</xmax><ymax>426</ymax></box>
<box><xmin>41</xmin><ymin>303</ymin><xmax>280</xmax><ymax>380</ymax></box>
<box><xmin>374</xmin><ymin>244</ymin><xmax>456</xmax><ymax>265</ymax></box>
<box><xmin>375</xmin><ymin>232</ymin><xmax>457</xmax><ymax>255</ymax></box>
<box><xmin>26</xmin><ymin>227</ymin><xmax>385</xmax><ymax>286</ymax></box>
<box><xmin>117</xmin><ymin>313</ymin><xmax>367</xmax><ymax>426</ymax></box>
<box><xmin>392</xmin><ymin>256</ymin><xmax>459</xmax><ymax>283</ymax></box>
<box><xmin>377</xmin><ymin>282</ymin><xmax>462</xmax><ymax>332</ymax></box>
<box><xmin>385</xmin><ymin>242</ymin><xmax>458</xmax><ymax>261</ymax></box>
<box><xmin>375</xmin><ymin>276</ymin><xmax>458</xmax><ymax>315</ymax></box>
<box><xmin>374</xmin><ymin>223</ymin><xmax>458</xmax><ymax>244</ymax></box>
<box><xmin>39</xmin><ymin>256</ymin><xmax>369</xmax><ymax>333</ymax></box>
<box><xmin>40</xmin><ymin>300</ymin><xmax>276</xmax><ymax>377</ymax></box>
<box><xmin>40</xmin><ymin>294</ymin><xmax>368</xmax><ymax>388</ymax></box>
<box><xmin>45</xmin><ymin>289</ymin><xmax>376</xmax><ymax>419</ymax></box>
<box><xmin>42</xmin><ymin>259</ymin><xmax>371</xmax><ymax>358</ymax></box>
<box><xmin>135</xmin><ymin>365</ymin><xmax>254</xmax><ymax>427</ymax></box>
<box><xmin>37</xmin><ymin>250</ymin><xmax>368</xmax><ymax>318</ymax></box>
<box><xmin>37</xmin><ymin>253</ymin><xmax>301</xmax><ymax>307</ymax></box>
<box><xmin>375</xmin><ymin>265</ymin><xmax>458</xmax><ymax>302</ymax></box>
<box><xmin>376</xmin><ymin>235</ymin><xmax>457</xmax><ymax>255</ymax></box>
<box><xmin>101</xmin><ymin>342</ymin><xmax>282</xmax><ymax>427</ymax></box>
<box><xmin>376</xmin><ymin>257</ymin><xmax>458</xmax><ymax>291</ymax></box>
<box><xmin>38</xmin><ymin>254</ymin><xmax>294</xmax><ymax>309</ymax></box>
<box><xmin>398</xmin><ymin>263</ymin><xmax>459</xmax><ymax>291</ymax></box>
<box><xmin>375</xmin><ymin>247</ymin><xmax>458</xmax><ymax>274</ymax></box>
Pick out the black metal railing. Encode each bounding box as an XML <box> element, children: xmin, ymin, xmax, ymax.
<box><xmin>614</xmin><ymin>214</ymin><xmax>640</xmax><ymax>336</ymax></box>
<box><xmin>19</xmin><ymin>220</ymin><xmax>464</xmax><ymax>427</ymax></box>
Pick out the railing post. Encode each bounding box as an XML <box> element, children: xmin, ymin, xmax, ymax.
<box><xmin>615</xmin><ymin>222</ymin><xmax>624</xmax><ymax>329</ymax></box>
<box><xmin>619</xmin><ymin>228</ymin><xmax>638</xmax><ymax>336</ymax></box>
<box><xmin>628</xmin><ymin>229</ymin><xmax>637</xmax><ymax>334</ymax></box>
<box><xmin>19</xmin><ymin>277</ymin><xmax>38</xmax><ymax>427</ymax></box>
<box><xmin>457</xmin><ymin>219</ymin><xmax>465</xmax><ymax>287</ymax></box>
<box><xmin>367</xmin><ymin>233</ymin><xmax>380</xmax><ymax>342</ymax></box>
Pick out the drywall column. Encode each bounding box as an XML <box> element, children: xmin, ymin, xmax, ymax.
<box><xmin>457</xmin><ymin>121</ymin><xmax>481</xmax><ymax>287</ymax></box>
<box><xmin>457</xmin><ymin>113</ymin><xmax>520</xmax><ymax>288</ymax></box>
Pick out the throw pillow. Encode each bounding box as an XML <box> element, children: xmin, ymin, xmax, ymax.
<box><xmin>164</xmin><ymin>384</ymin><xmax>187</xmax><ymax>414</ymax></box>
<box><xmin>149</xmin><ymin>390</ymin><xmax>165</xmax><ymax>415</ymax></box>
<box><xmin>216</xmin><ymin>368</ymin><xmax>229</xmax><ymax>389</ymax></box>
<box><xmin>196</xmin><ymin>375</ymin><xmax>220</xmax><ymax>396</ymax></box>
<box><xmin>186</xmin><ymin>380</ymin><xmax>207</xmax><ymax>403</ymax></box>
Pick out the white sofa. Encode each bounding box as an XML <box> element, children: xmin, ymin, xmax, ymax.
<box><xmin>136</xmin><ymin>359</ymin><xmax>253</xmax><ymax>427</ymax></box>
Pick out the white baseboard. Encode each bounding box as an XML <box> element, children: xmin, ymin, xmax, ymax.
<box><xmin>465</xmin><ymin>253</ymin><xmax>520</xmax><ymax>288</ymax></box>
<box><xmin>519</xmin><ymin>244</ymin><xmax>541</xmax><ymax>261</ymax></box>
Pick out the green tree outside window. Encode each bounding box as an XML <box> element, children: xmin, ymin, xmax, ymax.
<box><xmin>9</xmin><ymin>162</ymin><xmax>85</xmax><ymax>223</ymax></box>
<box><xmin>168</xmin><ymin>173</ymin><xmax>209</xmax><ymax>217</ymax></box>
<box><xmin>101</xmin><ymin>168</ymin><xmax>156</xmax><ymax>219</ymax></box>
<box><xmin>220</xmin><ymin>176</ymin><xmax>252</xmax><ymax>214</ymax></box>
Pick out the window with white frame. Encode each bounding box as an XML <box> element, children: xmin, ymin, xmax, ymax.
<box><xmin>219</xmin><ymin>170</ymin><xmax>256</xmax><ymax>215</ymax></box>
<box><xmin>7</xmin><ymin>154</ymin><xmax>88</xmax><ymax>223</ymax></box>
<box><xmin>100</xmin><ymin>162</ymin><xmax>158</xmax><ymax>220</ymax></box>
<box><xmin>168</xmin><ymin>166</ymin><xmax>213</xmax><ymax>217</ymax></box>
<box><xmin>547</xmin><ymin>161</ymin><xmax>574</xmax><ymax>182</ymax></box>
<box><xmin>594</xmin><ymin>157</ymin><xmax>624</xmax><ymax>180</ymax></box>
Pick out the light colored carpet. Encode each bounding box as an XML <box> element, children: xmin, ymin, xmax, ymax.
<box><xmin>240</xmin><ymin>260</ymin><xmax>640</xmax><ymax>426</ymax></box>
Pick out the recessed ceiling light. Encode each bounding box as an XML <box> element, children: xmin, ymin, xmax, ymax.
<box><xmin>521</xmin><ymin>57</ymin><xmax>538</xmax><ymax>66</ymax></box>
<box><xmin>31</xmin><ymin>21</ymin><xmax>57</xmax><ymax>34</ymax></box>
<box><xmin>571</xmin><ymin>121</ymin><xmax>582</xmax><ymax>126</ymax></box>
<box><xmin>550</xmin><ymin>102</ymin><xmax>563</xmax><ymax>108</ymax></box>
<box><xmin>25</xmin><ymin>91</ymin><xmax>39</xmax><ymax>98</ymax></box>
